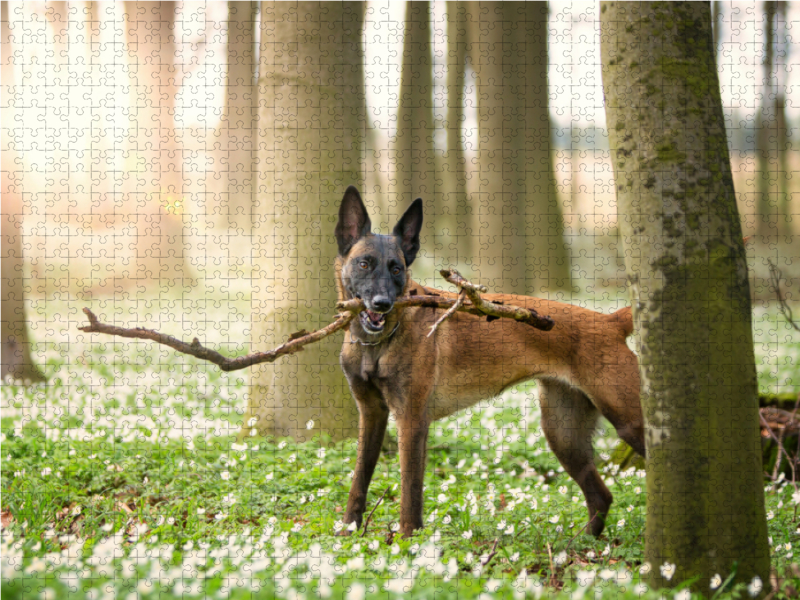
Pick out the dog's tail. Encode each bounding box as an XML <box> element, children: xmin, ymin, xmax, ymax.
<box><xmin>607</xmin><ymin>306</ymin><xmax>634</xmax><ymax>337</ymax></box>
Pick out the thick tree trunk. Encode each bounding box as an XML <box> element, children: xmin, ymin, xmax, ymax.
<box><xmin>466</xmin><ymin>3</ymin><xmax>570</xmax><ymax>294</ymax></box>
<box><xmin>248</xmin><ymin>2</ymin><xmax>365</xmax><ymax>442</ymax></box>
<box><xmin>521</xmin><ymin>2</ymin><xmax>572</xmax><ymax>294</ymax></box>
<box><xmin>440</xmin><ymin>1</ymin><xmax>469</xmax><ymax>268</ymax></box>
<box><xmin>601</xmin><ymin>2</ymin><xmax>770</xmax><ymax>593</ymax></box>
<box><xmin>1</xmin><ymin>2</ymin><xmax>45</xmax><ymax>383</ymax></box>
<box><xmin>218</xmin><ymin>1</ymin><xmax>257</xmax><ymax>232</ymax></box>
<box><xmin>392</xmin><ymin>2</ymin><xmax>435</xmax><ymax>260</ymax></box>
<box><xmin>464</xmin><ymin>3</ymin><xmax>526</xmax><ymax>294</ymax></box>
<box><xmin>123</xmin><ymin>1</ymin><xmax>193</xmax><ymax>290</ymax></box>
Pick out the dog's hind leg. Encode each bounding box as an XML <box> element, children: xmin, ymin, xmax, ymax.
<box><xmin>538</xmin><ymin>378</ymin><xmax>613</xmax><ymax>537</ymax></box>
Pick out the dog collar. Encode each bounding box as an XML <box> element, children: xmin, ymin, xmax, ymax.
<box><xmin>349</xmin><ymin>322</ymin><xmax>401</xmax><ymax>346</ymax></box>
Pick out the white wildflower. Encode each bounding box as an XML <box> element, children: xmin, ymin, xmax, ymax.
<box><xmin>748</xmin><ymin>576</ymin><xmax>762</xmax><ymax>597</ymax></box>
<box><xmin>660</xmin><ymin>562</ymin><xmax>676</xmax><ymax>581</ymax></box>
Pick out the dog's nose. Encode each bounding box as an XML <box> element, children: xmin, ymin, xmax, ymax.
<box><xmin>371</xmin><ymin>295</ymin><xmax>392</xmax><ymax>313</ymax></box>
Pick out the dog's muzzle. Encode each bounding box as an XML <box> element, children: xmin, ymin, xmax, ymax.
<box><xmin>359</xmin><ymin>308</ymin><xmax>388</xmax><ymax>333</ymax></box>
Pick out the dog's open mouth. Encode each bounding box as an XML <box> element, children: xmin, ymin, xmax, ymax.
<box><xmin>359</xmin><ymin>309</ymin><xmax>387</xmax><ymax>333</ymax></box>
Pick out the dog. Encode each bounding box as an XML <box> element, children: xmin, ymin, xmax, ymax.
<box><xmin>334</xmin><ymin>186</ymin><xmax>645</xmax><ymax>538</ymax></box>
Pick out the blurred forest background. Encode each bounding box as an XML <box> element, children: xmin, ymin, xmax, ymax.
<box><xmin>1</xmin><ymin>2</ymin><xmax>798</xmax><ymax>436</ymax></box>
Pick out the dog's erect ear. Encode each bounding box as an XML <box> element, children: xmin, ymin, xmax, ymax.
<box><xmin>335</xmin><ymin>186</ymin><xmax>372</xmax><ymax>256</ymax></box>
<box><xmin>392</xmin><ymin>198</ymin><xmax>423</xmax><ymax>266</ymax></box>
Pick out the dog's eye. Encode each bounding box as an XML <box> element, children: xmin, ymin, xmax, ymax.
<box><xmin>359</xmin><ymin>261</ymin><xmax>369</xmax><ymax>270</ymax></box>
<box><xmin>392</xmin><ymin>266</ymin><xmax>402</xmax><ymax>275</ymax></box>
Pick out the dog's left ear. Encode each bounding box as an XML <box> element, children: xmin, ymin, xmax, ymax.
<box><xmin>392</xmin><ymin>198</ymin><xmax>423</xmax><ymax>266</ymax></box>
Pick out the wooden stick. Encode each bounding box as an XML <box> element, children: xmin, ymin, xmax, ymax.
<box><xmin>79</xmin><ymin>270</ymin><xmax>554</xmax><ymax>372</ymax></box>
<box><xmin>440</xmin><ymin>269</ymin><xmax>555</xmax><ymax>330</ymax></box>
<box><xmin>79</xmin><ymin>307</ymin><xmax>355</xmax><ymax>372</ymax></box>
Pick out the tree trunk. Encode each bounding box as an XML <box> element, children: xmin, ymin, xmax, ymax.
<box><xmin>1</xmin><ymin>2</ymin><xmax>45</xmax><ymax>383</ymax></box>
<box><xmin>392</xmin><ymin>1</ymin><xmax>435</xmax><ymax>264</ymax></box>
<box><xmin>218</xmin><ymin>1</ymin><xmax>257</xmax><ymax>232</ymax></box>
<box><xmin>248</xmin><ymin>1</ymin><xmax>365</xmax><ymax>442</ymax></box>
<box><xmin>123</xmin><ymin>1</ymin><xmax>193</xmax><ymax>290</ymax></box>
<box><xmin>440</xmin><ymin>1</ymin><xmax>469</xmax><ymax>269</ymax></box>
<box><xmin>601</xmin><ymin>2</ymin><xmax>770</xmax><ymax>593</ymax></box>
<box><xmin>521</xmin><ymin>2</ymin><xmax>572</xmax><ymax>294</ymax></box>
<box><xmin>466</xmin><ymin>3</ymin><xmax>570</xmax><ymax>294</ymax></box>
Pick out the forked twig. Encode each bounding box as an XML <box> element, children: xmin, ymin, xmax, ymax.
<box><xmin>768</xmin><ymin>259</ymin><xmax>800</xmax><ymax>333</ymax></box>
<box><xmin>427</xmin><ymin>289</ymin><xmax>466</xmax><ymax>337</ymax></box>
<box><xmin>79</xmin><ymin>269</ymin><xmax>554</xmax><ymax>372</ymax></box>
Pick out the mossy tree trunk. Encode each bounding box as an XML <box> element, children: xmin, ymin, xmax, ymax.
<box><xmin>248</xmin><ymin>2</ymin><xmax>365</xmax><ymax>442</ymax></box>
<box><xmin>392</xmin><ymin>1</ymin><xmax>435</xmax><ymax>261</ymax></box>
<box><xmin>600</xmin><ymin>2</ymin><xmax>770</xmax><ymax>594</ymax></box>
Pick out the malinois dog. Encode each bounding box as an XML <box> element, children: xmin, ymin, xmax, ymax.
<box><xmin>335</xmin><ymin>186</ymin><xmax>644</xmax><ymax>538</ymax></box>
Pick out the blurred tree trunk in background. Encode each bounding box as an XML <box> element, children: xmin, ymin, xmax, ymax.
<box><xmin>393</xmin><ymin>1</ymin><xmax>435</xmax><ymax>266</ymax></box>
<box><xmin>1</xmin><ymin>2</ymin><xmax>45</xmax><ymax>382</ymax></box>
<box><xmin>248</xmin><ymin>2</ymin><xmax>365</xmax><ymax>442</ymax></box>
<box><xmin>440</xmin><ymin>1</ymin><xmax>469</xmax><ymax>270</ymax></box>
<box><xmin>601</xmin><ymin>1</ymin><xmax>770</xmax><ymax>593</ymax></box>
<box><xmin>522</xmin><ymin>2</ymin><xmax>572</xmax><ymax>293</ymax></box>
<box><xmin>466</xmin><ymin>3</ymin><xmax>570</xmax><ymax>294</ymax></box>
<box><xmin>756</xmin><ymin>1</ymin><xmax>790</xmax><ymax>238</ymax></box>
<box><xmin>124</xmin><ymin>2</ymin><xmax>193</xmax><ymax>290</ymax></box>
<box><xmin>217</xmin><ymin>1</ymin><xmax>257</xmax><ymax>232</ymax></box>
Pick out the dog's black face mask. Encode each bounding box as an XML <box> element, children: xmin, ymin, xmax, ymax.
<box><xmin>335</xmin><ymin>186</ymin><xmax>423</xmax><ymax>335</ymax></box>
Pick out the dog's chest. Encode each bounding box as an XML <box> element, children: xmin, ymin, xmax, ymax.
<box><xmin>342</xmin><ymin>344</ymin><xmax>391</xmax><ymax>382</ymax></box>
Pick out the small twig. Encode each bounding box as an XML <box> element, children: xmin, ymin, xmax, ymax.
<box><xmin>759</xmin><ymin>410</ymin><xmax>798</xmax><ymax>483</ymax></box>
<box><xmin>546</xmin><ymin>542</ymin><xmax>558</xmax><ymax>585</ymax></box>
<box><xmin>360</xmin><ymin>486</ymin><xmax>391</xmax><ymax>538</ymax></box>
<box><xmin>427</xmin><ymin>289</ymin><xmax>466</xmax><ymax>337</ymax></box>
<box><xmin>481</xmin><ymin>538</ymin><xmax>500</xmax><ymax>567</ymax></box>
<box><xmin>768</xmin><ymin>259</ymin><xmax>800</xmax><ymax>333</ymax></box>
<box><xmin>564</xmin><ymin>514</ymin><xmax>599</xmax><ymax>552</ymax></box>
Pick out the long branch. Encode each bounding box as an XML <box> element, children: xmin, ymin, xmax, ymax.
<box><xmin>79</xmin><ymin>269</ymin><xmax>554</xmax><ymax>372</ymax></box>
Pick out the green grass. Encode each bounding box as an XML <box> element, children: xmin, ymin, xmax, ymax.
<box><xmin>2</xmin><ymin>293</ymin><xmax>799</xmax><ymax>599</ymax></box>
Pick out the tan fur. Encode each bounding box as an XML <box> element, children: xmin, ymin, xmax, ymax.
<box><xmin>337</xmin><ymin>248</ymin><xmax>644</xmax><ymax>538</ymax></box>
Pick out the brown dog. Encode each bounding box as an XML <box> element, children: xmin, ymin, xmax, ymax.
<box><xmin>335</xmin><ymin>186</ymin><xmax>644</xmax><ymax>538</ymax></box>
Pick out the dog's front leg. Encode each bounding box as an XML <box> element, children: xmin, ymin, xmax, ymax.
<box><xmin>342</xmin><ymin>381</ymin><xmax>389</xmax><ymax>533</ymax></box>
<box><xmin>395</xmin><ymin>397</ymin><xmax>430</xmax><ymax>537</ymax></box>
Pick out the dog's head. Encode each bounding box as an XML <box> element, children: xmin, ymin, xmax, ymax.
<box><xmin>335</xmin><ymin>186</ymin><xmax>423</xmax><ymax>336</ymax></box>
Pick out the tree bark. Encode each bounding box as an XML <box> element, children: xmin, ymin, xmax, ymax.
<box><xmin>123</xmin><ymin>1</ymin><xmax>193</xmax><ymax>290</ymax></box>
<box><xmin>601</xmin><ymin>2</ymin><xmax>770</xmax><ymax>593</ymax></box>
<box><xmin>248</xmin><ymin>2</ymin><xmax>365</xmax><ymax>442</ymax></box>
<box><xmin>440</xmin><ymin>1</ymin><xmax>469</xmax><ymax>268</ymax></box>
<box><xmin>217</xmin><ymin>1</ymin><xmax>257</xmax><ymax>232</ymax></box>
<box><xmin>393</xmin><ymin>2</ymin><xmax>435</xmax><ymax>258</ymax></box>
<box><xmin>1</xmin><ymin>1</ymin><xmax>45</xmax><ymax>383</ymax></box>
<box><xmin>521</xmin><ymin>2</ymin><xmax>572</xmax><ymax>294</ymax></box>
<box><xmin>466</xmin><ymin>3</ymin><xmax>571</xmax><ymax>294</ymax></box>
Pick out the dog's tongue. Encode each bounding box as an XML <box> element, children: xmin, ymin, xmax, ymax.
<box><xmin>367</xmin><ymin>310</ymin><xmax>384</xmax><ymax>324</ymax></box>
